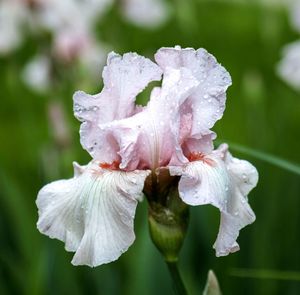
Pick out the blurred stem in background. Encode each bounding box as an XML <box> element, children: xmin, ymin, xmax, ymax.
<box><xmin>218</xmin><ymin>140</ymin><xmax>300</xmax><ymax>176</ymax></box>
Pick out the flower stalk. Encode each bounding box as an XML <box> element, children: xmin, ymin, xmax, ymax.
<box><xmin>166</xmin><ymin>261</ymin><xmax>188</xmax><ymax>295</ymax></box>
<box><xmin>146</xmin><ymin>173</ymin><xmax>189</xmax><ymax>294</ymax></box>
<box><xmin>148</xmin><ymin>205</ymin><xmax>189</xmax><ymax>294</ymax></box>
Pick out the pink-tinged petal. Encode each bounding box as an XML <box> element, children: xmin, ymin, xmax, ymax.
<box><xmin>181</xmin><ymin>132</ymin><xmax>216</xmax><ymax>160</ymax></box>
<box><xmin>213</xmin><ymin>144</ymin><xmax>258</xmax><ymax>256</ymax></box>
<box><xmin>88</xmin><ymin>67</ymin><xmax>199</xmax><ymax>170</ymax></box>
<box><xmin>155</xmin><ymin>46</ymin><xmax>232</xmax><ymax>137</ymax></box>
<box><xmin>73</xmin><ymin>51</ymin><xmax>162</xmax><ymax>158</ymax></box>
<box><xmin>36</xmin><ymin>161</ymin><xmax>150</xmax><ymax>267</ymax></box>
<box><xmin>170</xmin><ymin>144</ymin><xmax>258</xmax><ymax>256</ymax></box>
<box><xmin>74</xmin><ymin>52</ymin><xmax>162</xmax><ymax>122</ymax></box>
<box><xmin>169</xmin><ymin>154</ymin><xmax>229</xmax><ymax>207</ymax></box>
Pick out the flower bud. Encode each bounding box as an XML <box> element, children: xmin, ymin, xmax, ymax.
<box><xmin>203</xmin><ymin>270</ymin><xmax>222</xmax><ymax>295</ymax></box>
<box><xmin>147</xmin><ymin>183</ymin><xmax>189</xmax><ymax>262</ymax></box>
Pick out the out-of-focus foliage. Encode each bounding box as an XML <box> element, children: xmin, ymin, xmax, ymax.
<box><xmin>0</xmin><ymin>0</ymin><xmax>300</xmax><ymax>294</ymax></box>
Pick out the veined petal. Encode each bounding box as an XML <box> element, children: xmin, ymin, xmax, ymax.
<box><xmin>169</xmin><ymin>152</ymin><xmax>229</xmax><ymax>207</ymax></box>
<box><xmin>155</xmin><ymin>46</ymin><xmax>232</xmax><ymax>138</ymax></box>
<box><xmin>181</xmin><ymin>132</ymin><xmax>216</xmax><ymax>162</ymax></box>
<box><xmin>73</xmin><ymin>51</ymin><xmax>162</xmax><ymax>157</ymax></box>
<box><xmin>213</xmin><ymin>145</ymin><xmax>258</xmax><ymax>256</ymax></box>
<box><xmin>36</xmin><ymin>161</ymin><xmax>150</xmax><ymax>267</ymax></box>
<box><xmin>88</xmin><ymin>67</ymin><xmax>199</xmax><ymax>170</ymax></box>
<box><xmin>170</xmin><ymin>144</ymin><xmax>258</xmax><ymax>256</ymax></box>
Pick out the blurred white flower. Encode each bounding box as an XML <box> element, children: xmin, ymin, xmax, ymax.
<box><xmin>53</xmin><ymin>29</ymin><xmax>91</xmax><ymax>63</ymax></box>
<box><xmin>22</xmin><ymin>54</ymin><xmax>51</xmax><ymax>92</ymax></box>
<box><xmin>0</xmin><ymin>0</ymin><xmax>170</xmax><ymax>57</ymax></box>
<box><xmin>277</xmin><ymin>41</ymin><xmax>300</xmax><ymax>91</ymax></box>
<box><xmin>47</xmin><ymin>100</ymin><xmax>72</xmax><ymax>148</ymax></box>
<box><xmin>0</xmin><ymin>0</ymin><xmax>29</xmax><ymax>54</ymax></box>
<box><xmin>290</xmin><ymin>0</ymin><xmax>300</xmax><ymax>33</ymax></box>
<box><xmin>36</xmin><ymin>0</ymin><xmax>111</xmax><ymax>64</ymax></box>
<box><xmin>78</xmin><ymin>41</ymin><xmax>108</xmax><ymax>77</ymax></box>
<box><xmin>277</xmin><ymin>0</ymin><xmax>300</xmax><ymax>90</ymax></box>
<box><xmin>52</xmin><ymin>28</ymin><xmax>107</xmax><ymax>79</ymax></box>
<box><xmin>122</xmin><ymin>0</ymin><xmax>170</xmax><ymax>28</ymax></box>
<box><xmin>37</xmin><ymin>0</ymin><xmax>112</xmax><ymax>34</ymax></box>
<box><xmin>1</xmin><ymin>0</ymin><xmax>171</xmax><ymax>94</ymax></box>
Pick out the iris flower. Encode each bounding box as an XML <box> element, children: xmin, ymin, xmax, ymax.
<box><xmin>37</xmin><ymin>46</ymin><xmax>258</xmax><ymax>267</ymax></box>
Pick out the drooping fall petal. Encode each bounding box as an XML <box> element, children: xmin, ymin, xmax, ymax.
<box><xmin>36</xmin><ymin>161</ymin><xmax>150</xmax><ymax>267</ymax></box>
<box><xmin>170</xmin><ymin>144</ymin><xmax>258</xmax><ymax>256</ymax></box>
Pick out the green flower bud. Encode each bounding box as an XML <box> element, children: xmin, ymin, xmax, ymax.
<box><xmin>147</xmin><ymin>186</ymin><xmax>189</xmax><ymax>262</ymax></box>
<box><xmin>144</xmin><ymin>169</ymin><xmax>189</xmax><ymax>262</ymax></box>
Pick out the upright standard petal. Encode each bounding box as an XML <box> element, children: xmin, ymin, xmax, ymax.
<box><xmin>84</xmin><ymin>67</ymin><xmax>200</xmax><ymax>170</ymax></box>
<box><xmin>36</xmin><ymin>161</ymin><xmax>150</xmax><ymax>267</ymax></box>
<box><xmin>155</xmin><ymin>46</ymin><xmax>232</xmax><ymax>138</ymax></box>
<box><xmin>73</xmin><ymin>52</ymin><xmax>162</xmax><ymax>157</ymax></box>
<box><xmin>170</xmin><ymin>144</ymin><xmax>258</xmax><ymax>256</ymax></box>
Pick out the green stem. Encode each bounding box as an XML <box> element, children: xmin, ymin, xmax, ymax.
<box><xmin>166</xmin><ymin>261</ymin><xmax>188</xmax><ymax>295</ymax></box>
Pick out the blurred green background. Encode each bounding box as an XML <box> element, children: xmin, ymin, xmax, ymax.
<box><xmin>1</xmin><ymin>0</ymin><xmax>300</xmax><ymax>294</ymax></box>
